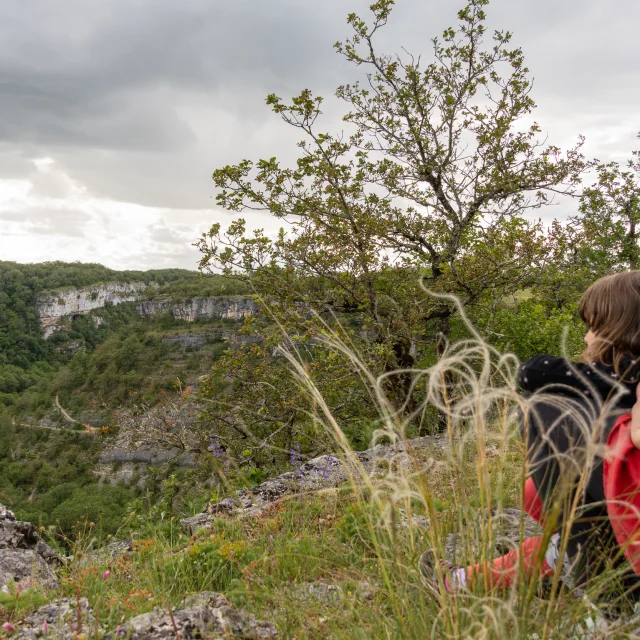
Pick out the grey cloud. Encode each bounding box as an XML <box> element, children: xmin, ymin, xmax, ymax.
<box><xmin>1</xmin><ymin>0</ymin><xmax>639</xmax><ymax>268</ymax></box>
<box><xmin>148</xmin><ymin>221</ymin><xmax>193</xmax><ymax>245</ymax></box>
<box><xmin>0</xmin><ymin>0</ymin><xmax>360</xmax><ymax>153</ymax></box>
<box><xmin>0</xmin><ymin>207</ymin><xmax>89</xmax><ymax>238</ymax></box>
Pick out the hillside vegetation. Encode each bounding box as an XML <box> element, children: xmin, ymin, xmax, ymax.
<box><xmin>0</xmin><ymin>261</ymin><xmax>248</xmax><ymax>409</ymax></box>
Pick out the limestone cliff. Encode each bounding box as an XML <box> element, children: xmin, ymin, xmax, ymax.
<box><xmin>136</xmin><ymin>296</ymin><xmax>258</xmax><ymax>322</ymax></box>
<box><xmin>38</xmin><ymin>282</ymin><xmax>258</xmax><ymax>338</ymax></box>
<box><xmin>37</xmin><ymin>282</ymin><xmax>147</xmax><ymax>338</ymax></box>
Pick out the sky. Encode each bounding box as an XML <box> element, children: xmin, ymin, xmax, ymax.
<box><xmin>0</xmin><ymin>0</ymin><xmax>638</xmax><ymax>272</ymax></box>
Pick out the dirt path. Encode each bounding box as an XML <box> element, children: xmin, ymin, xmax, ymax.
<box><xmin>10</xmin><ymin>396</ymin><xmax>94</xmax><ymax>436</ymax></box>
<box><xmin>11</xmin><ymin>416</ymin><xmax>92</xmax><ymax>435</ymax></box>
<box><xmin>55</xmin><ymin>394</ymin><xmax>81</xmax><ymax>425</ymax></box>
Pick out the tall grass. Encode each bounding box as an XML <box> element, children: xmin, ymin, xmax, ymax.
<box><xmin>277</xmin><ymin>301</ymin><xmax>640</xmax><ymax>639</ymax></box>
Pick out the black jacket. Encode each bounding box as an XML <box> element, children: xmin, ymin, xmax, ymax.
<box><xmin>518</xmin><ymin>354</ymin><xmax>640</xmax><ymax>582</ymax></box>
<box><xmin>518</xmin><ymin>354</ymin><xmax>639</xmax><ymax>411</ymax></box>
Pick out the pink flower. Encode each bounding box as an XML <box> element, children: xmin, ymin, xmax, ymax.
<box><xmin>43</xmin><ymin>620</ymin><xmax>49</xmax><ymax>634</ymax></box>
<box><xmin>102</xmin><ymin>570</ymin><xmax>111</xmax><ymax>580</ymax></box>
<box><xmin>2</xmin><ymin>622</ymin><xmax>15</xmax><ymax>632</ymax></box>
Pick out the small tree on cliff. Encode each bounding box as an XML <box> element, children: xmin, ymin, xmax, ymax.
<box><xmin>197</xmin><ymin>0</ymin><xmax>586</xmax><ymax>432</ymax></box>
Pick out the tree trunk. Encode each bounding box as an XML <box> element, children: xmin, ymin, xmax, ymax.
<box><xmin>433</xmin><ymin>315</ymin><xmax>453</xmax><ymax>434</ymax></box>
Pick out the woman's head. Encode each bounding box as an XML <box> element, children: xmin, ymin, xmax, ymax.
<box><xmin>579</xmin><ymin>270</ymin><xmax>640</xmax><ymax>374</ymax></box>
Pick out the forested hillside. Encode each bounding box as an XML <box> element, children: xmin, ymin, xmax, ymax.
<box><xmin>0</xmin><ymin>261</ymin><xmax>248</xmax><ymax>408</ymax></box>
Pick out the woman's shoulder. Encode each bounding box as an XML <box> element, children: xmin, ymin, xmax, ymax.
<box><xmin>518</xmin><ymin>354</ymin><xmax>595</xmax><ymax>393</ymax></box>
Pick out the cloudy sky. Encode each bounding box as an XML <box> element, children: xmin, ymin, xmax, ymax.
<box><xmin>0</xmin><ymin>0</ymin><xmax>638</xmax><ymax>271</ymax></box>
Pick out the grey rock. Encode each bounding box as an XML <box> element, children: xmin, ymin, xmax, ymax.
<box><xmin>99</xmin><ymin>445</ymin><xmax>196</xmax><ymax>466</ymax></box>
<box><xmin>180</xmin><ymin>512</ymin><xmax>218</xmax><ymax>533</ymax></box>
<box><xmin>397</xmin><ymin>508</ymin><xmax>429</xmax><ymax>530</ymax></box>
<box><xmin>163</xmin><ymin>332</ymin><xmax>211</xmax><ymax>348</ymax></box>
<box><xmin>356</xmin><ymin>581</ymin><xmax>379</xmax><ymax>601</ymax></box>
<box><xmin>104</xmin><ymin>591</ymin><xmax>276</xmax><ymax>639</ymax></box>
<box><xmin>182</xmin><ymin>436</ymin><xmax>447</xmax><ymax>532</ymax></box>
<box><xmin>39</xmin><ymin>282</ymin><xmax>146</xmax><ymax>338</ymax></box>
<box><xmin>36</xmin><ymin>418</ymin><xmax>63</xmax><ymax>430</ymax></box>
<box><xmin>444</xmin><ymin>508</ymin><xmax>543</xmax><ymax>564</ymax></box>
<box><xmin>137</xmin><ymin>296</ymin><xmax>258</xmax><ymax>323</ymax></box>
<box><xmin>0</xmin><ymin>549</ymin><xmax>57</xmax><ymax>592</ymax></box>
<box><xmin>0</xmin><ymin>504</ymin><xmax>61</xmax><ymax>591</ymax></box>
<box><xmin>162</xmin><ymin>330</ymin><xmax>260</xmax><ymax>349</ymax></box>
<box><xmin>285</xmin><ymin>581</ymin><xmax>378</xmax><ymax>605</ymax></box>
<box><xmin>207</xmin><ymin>498</ymin><xmax>237</xmax><ymax>515</ymax></box>
<box><xmin>180</xmin><ymin>591</ymin><xmax>231</xmax><ymax>609</ymax></box>
<box><xmin>15</xmin><ymin>598</ymin><xmax>96</xmax><ymax>639</ymax></box>
<box><xmin>292</xmin><ymin>582</ymin><xmax>343</xmax><ymax>604</ymax></box>
<box><xmin>86</xmin><ymin>539</ymin><xmax>134</xmax><ymax>563</ymax></box>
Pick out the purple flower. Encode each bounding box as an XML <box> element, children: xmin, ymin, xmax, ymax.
<box><xmin>209</xmin><ymin>432</ymin><xmax>224</xmax><ymax>458</ymax></box>
<box><xmin>321</xmin><ymin>455</ymin><xmax>335</xmax><ymax>481</ymax></box>
<box><xmin>290</xmin><ymin>444</ymin><xmax>303</xmax><ymax>481</ymax></box>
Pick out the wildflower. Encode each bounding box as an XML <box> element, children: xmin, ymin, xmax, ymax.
<box><xmin>209</xmin><ymin>432</ymin><xmax>225</xmax><ymax>458</ymax></box>
<box><xmin>43</xmin><ymin>620</ymin><xmax>48</xmax><ymax>634</ymax></box>
<box><xmin>290</xmin><ymin>443</ymin><xmax>303</xmax><ymax>481</ymax></box>
<box><xmin>51</xmin><ymin>582</ymin><xmax>59</xmax><ymax>590</ymax></box>
<box><xmin>320</xmin><ymin>455</ymin><xmax>335</xmax><ymax>482</ymax></box>
<box><xmin>102</xmin><ymin>570</ymin><xmax>111</xmax><ymax>580</ymax></box>
<box><xmin>2</xmin><ymin>622</ymin><xmax>15</xmax><ymax>632</ymax></box>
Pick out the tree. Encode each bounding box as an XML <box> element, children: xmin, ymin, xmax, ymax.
<box><xmin>578</xmin><ymin>134</ymin><xmax>640</xmax><ymax>270</ymax></box>
<box><xmin>531</xmin><ymin>136</ymin><xmax>640</xmax><ymax>310</ymax></box>
<box><xmin>197</xmin><ymin>0</ymin><xmax>586</xmax><ymax>433</ymax></box>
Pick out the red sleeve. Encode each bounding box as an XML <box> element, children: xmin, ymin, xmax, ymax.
<box><xmin>604</xmin><ymin>414</ymin><xmax>640</xmax><ymax>574</ymax></box>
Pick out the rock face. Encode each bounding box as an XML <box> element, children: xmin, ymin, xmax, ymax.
<box><xmin>38</xmin><ymin>282</ymin><xmax>146</xmax><ymax>337</ymax></box>
<box><xmin>15</xmin><ymin>598</ymin><xmax>96</xmax><ymax>640</ymax></box>
<box><xmin>137</xmin><ymin>296</ymin><xmax>258</xmax><ymax>323</ymax></box>
<box><xmin>37</xmin><ymin>280</ymin><xmax>257</xmax><ymax>338</ymax></box>
<box><xmin>162</xmin><ymin>329</ymin><xmax>260</xmax><ymax>349</ymax></box>
<box><xmin>182</xmin><ymin>436</ymin><xmax>447</xmax><ymax>531</ymax></box>
<box><xmin>0</xmin><ymin>504</ymin><xmax>61</xmax><ymax>592</ymax></box>
<box><xmin>103</xmin><ymin>591</ymin><xmax>277</xmax><ymax>639</ymax></box>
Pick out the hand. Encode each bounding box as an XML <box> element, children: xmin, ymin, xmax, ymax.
<box><xmin>630</xmin><ymin>385</ymin><xmax>640</xmax><ymax>450</ymax></box>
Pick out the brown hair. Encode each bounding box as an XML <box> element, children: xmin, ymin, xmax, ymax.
<box><xmin>579</xmin><ymin>271</ymin><xmax>640</xmax><ymax>376</ymax></box>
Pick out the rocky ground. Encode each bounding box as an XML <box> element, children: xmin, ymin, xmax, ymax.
<box><xmin>0</xmin><ymin>505</ymin><xmax>60</xmax><ymax>594</ymax></box>
<box><xmin>3</xmin><ymin>434</ymin><xmax>632</xmax><ymax>638</ymax></box>
<box><xmin>1</xmin><ymin>503</ymin><xmax>276</xmax><ymax>638</ymax></box>
<box><xmin>182</xmin><ymin>435</ymin><xmax>448</xmax><ymax>531</ymax></box>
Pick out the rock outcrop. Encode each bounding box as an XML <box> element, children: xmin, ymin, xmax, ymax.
<box><xmin>37</xmin><ymin>282</ymin><xmax>258</xmax><ymax>339</ymax></box>
<box><xmin>12</xmin><ymin>592</ymin><xmax>276</xmax><ymax>639</ymax></box>
<box><xmin>137</xmin><ymin>296</ymin><xmax>258</xmax><ymax>323</ymax></box>
<box><xmin>161</xmin><ymin>329</ymin><xmax>260</xmax><ymax>349</ymax></box>
<box><xmin>14</xmin><ymin>598</ymin><xmax>95</xmax><ymax>639</ymax></box>
<box><xmin>182</xmin><ymin>436</ymin><xmax>446</xmax><ymax>531</ymax></box>
<box><xmin>37</xmin><ymin>282</ymin><xmax>146</xmax><ymax>338</ymax></box>
<box><xmin>0</xmin><ymin>504</ymin><xmax>61</xmax><ymax>592</ymax></box>
<box><xmin>103</xmin><ymin>592</ymin><xmax>277</xmax><ymax>639</ymax></box>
